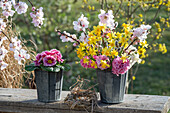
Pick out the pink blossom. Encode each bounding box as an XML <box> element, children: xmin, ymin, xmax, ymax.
<box><xmin>0</xmin><ymin>18</ymin><xmax>6</xmax><ymax>31</ymax></box>
<box><xmin>14</xmin><ymin>2</ymin><xmax>28</xmax><ymax>14</ymax></box>
<box><xmin>73</xmin><ymin>14</ymin><xmax>89</xmax><ymax>32</ymax></box>
<box><xmin>14</xmin><ymin>49</ymin><xmax>30</xmax><ymax>65</ymax></box>
<box><xmin>73</xmin><ymin>43</ymin><xmax>79</xmax><ymax>47</ymax></box>
<box><xmin>79</xmin><ymin>32</ymin><xmax>89</xmax><ymax>43</ymax></box>
<box><xmin>30</xmin><ymin>7</ymin><xmax>44</xmax><ymax>28</ymax></box>
<box><xmin>60</xmin><ymin>31</ymin><xmax>74</xmax><ymax>42</ymax></box>
<box><xmin>32</xmin><ymin>7</ymin><xmax>36</xmax><ymax>11</ymax></box>
<box><xmin>43</xmin><ymin>55</ymin><xmax>56</xmax><ymax>66</ymax></box>
<box><xmin>133</xmin><ymin>24</ymin><xmax>151</xmax><ymax>42</ymax></box>
<box><xmin>98</xmin><ymin>9</ymin><xmax>117</xmax><ymax>30</ymax></box>
<box><xmin>1</xmin><ymin>1</ymin><xmax>15</xmax><ymax>17</ymax></box>
<box><xmin>112</xmin><ymin>57</ymin><xmax>130</xmax><ymax>76</ymax></box>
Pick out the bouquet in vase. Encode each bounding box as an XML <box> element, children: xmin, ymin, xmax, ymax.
<box><xmin>56</xmin><ymin>9</ymin><xmax>151</xmax><ymax>76</ymax></box>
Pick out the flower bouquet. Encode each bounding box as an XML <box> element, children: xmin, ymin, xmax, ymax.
<box><xmin>56</xmin><ymin>9</ymin><xmax>151</xmax><ymax>103</ymax></box>
<box><xmin>25</xmin><ymin>49</ymin><xmax>70</xmax><ymax>102</ymax></box>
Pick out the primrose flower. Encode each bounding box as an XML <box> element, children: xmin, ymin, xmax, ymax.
<box><xmin>94</xmin><ymin>55</ymin><xmax>110</xmax><ymax>70</ymax></box>
<box><xmin>80</xmin><ymin>56</ymin><xmax>92</xmax><ymax>69</ymax></box>
<box><xmin>33</xmin><ymin>60</ymin><xmax>41</xmax><ymax>66</ymax></box>
<box><xmin>30</xmin><ymin>7</ymin><xmax>44</xmax><ymax>28</ymax></box>
<box><xmin>50</xmin><ymin>49</ymin><xmax>64</xmax><ymax>63</ymax></box>
<box><xmin>34</xmin><ymin>53</ymin><xmax>42</xmax><ymax>66</ymax></box>
<box><xmin>112</xmin><ymin>57</ymin><xmax>130</xmax><ymax>76</ymax></box>
<box><xmin>43</xmin><ymin>55</ymin><xmax>56</xmax><ymax>66</ymax></box>
<box><xmin>73</xmin><ymin>14</ymin><xmax>89</xmax><ymax>32</ymax></box>
<box><xmin>14</xmin><ymin>1</ymin><xmax>28</xmax><ymax>14</ymax></box>
<box><xmin>0</xmin><ymin>18</ymin><xmax>6</xmax><ymax>31</ymax></box>
<box><xmin>36</xmin><ymin>53</ymin><xmax>42</xmax><ymax>63</ymax></box>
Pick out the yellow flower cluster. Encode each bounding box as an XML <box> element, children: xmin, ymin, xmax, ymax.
<box><xmin>76</xmin><ymin>23</ymin><xmax>135</xmax><ymax>63</ymax></box>
<box><xmin>79</xmin><ymin>0</ymin><xmax>168</xmax><ymax>65</ymax></box>
<box><xmin>159</xmin><ymin>43</ymin><xmax>167</xmax><ymax>54</ymax></box>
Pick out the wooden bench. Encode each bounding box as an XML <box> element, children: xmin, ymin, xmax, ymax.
<box><xmin>0</xmin><ymin>88</ymin><xmax>169</xmax><ymax>113</ymax></box>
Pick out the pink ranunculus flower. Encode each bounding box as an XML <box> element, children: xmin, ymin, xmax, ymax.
<box><xmin>112</xmin><ymin>57</ymin><xmax>130</xmax><ymax>76</ymax></box>
<box><xmin>43</xmin><ymin>55</ymin><xmax>56</xmax><ymax>66</ymax></box>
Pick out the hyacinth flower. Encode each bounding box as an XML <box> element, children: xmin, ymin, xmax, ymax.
<box><xmin>112</xmin><ymin>57</ymin><xmax>130</xmax><ymax>76</ymax></box>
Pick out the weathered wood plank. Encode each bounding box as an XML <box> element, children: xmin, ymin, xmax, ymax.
<box><xmin>0</xmin><ymin>88</ymin><xmax>169</xmax><ymax>113</ymax></box>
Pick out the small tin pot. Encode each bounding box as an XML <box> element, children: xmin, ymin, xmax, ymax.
<box><xmin>97</xmin><ymin>69</ymin><xmax>128</xmax><ymax>103</ymax></box>
<box><xmin>35</xmin><ymin>69</ymin><xmax>63</xmax><ymax>103</ymax></box>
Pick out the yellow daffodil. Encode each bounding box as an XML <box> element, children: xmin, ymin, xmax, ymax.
<box><xmin>102</xmin><ymin>47</ymin><xmax>111</xmax><ymax>56</ymax></box>
<box><xmin>91</xmin><ymin>61</ymin><xmax>97</xmax><ymax>68</ymax></box>
<box><xmin>108</xmin><ymin>39</ymin><xmax>115</xmax><ymax>47</ymax></box>
<box><xmin>120</xmin><ymin>53</ymin><xmax>128</xmax><ymax>62</ymax></box>
<box><xmin>111</xmin><ymin>49</ymin><xmax>118</xmax><ymax>58</ymax></box>
<box><xmin>100</xmin><ymin>60</ymin><xmax>110</xmax><ymax>69</ymax></box>
<box><xmin>140</xmin><ymin>40</ymin><xmax>148</xmax><ymax>48</ymax></box>
<box><xmin>138</xmin><ymin>47</ymin><xmax>146</xmax><ymax>56</ymax></box>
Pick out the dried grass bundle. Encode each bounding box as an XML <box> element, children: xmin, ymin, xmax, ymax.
<box><xmin>0</xmin><ymin>18</ymin><xmax>35</xmax><ymax>88</ymax></box>
<box><xmin>64</xmin><ymin>76</ymin><xmax>100</xmax><ymax>113</ymax></box>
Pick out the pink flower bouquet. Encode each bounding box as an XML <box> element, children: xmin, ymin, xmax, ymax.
<box><xmin>25</xmin><ymin>49</ymin><xmax>70</xmax><ymax>72</ymax></box>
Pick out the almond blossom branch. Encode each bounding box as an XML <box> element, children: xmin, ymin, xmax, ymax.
<box><xmin>1</xmin><ymin>31</ymin><xmax>12</xmax><ymax>43</ymax></box>
<box><xmin>149</xmin><ymin>4</ymin><xmax>162</xmax><ymax>24</ymax></box>
<box><xmin>27</xmin><ymin>0</ymin><xmax>34</xmax><ymax>7</ymax></box>
<box><xmin>114</xmin><ymin>0</ymin><xmax>123</xmax><ymax>17</ymax></box>
<box><xmin>55</xmin><ymin>30</ymin><xmax>80</xmax><ymax>44</ymax></box>
<box><xmin>123</xmin><ymin>38</ymin><xmax>137</xmax><ymax>53</ymax></box>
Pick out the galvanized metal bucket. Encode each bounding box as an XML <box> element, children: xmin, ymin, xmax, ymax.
<box><xmin>97</xmin><ymin>69</ymin><xmax>128</xmax><ymax>103</ymax></box>
<box><xmin>35</xmin><ymin>69</ymin><xmax>63</xmax><ymax>103</ymax></box>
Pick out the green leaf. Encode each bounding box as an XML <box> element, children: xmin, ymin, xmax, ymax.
<box><xmin>64</xmin><ymin>64</ymin><xmax>71</xmax><ymax>71</ymax></box>
<box><xmin>25</xmin><ymin>63</ymin><xmax>37</xmax><ymax>71</ymax></box>
<box><xmin>41</xmin><ymin>66</ymin><xmax>53</xmax><ymax>72</ymax></box>
<box><xmin>53</xmin><ymin>67</ymin><xmax>60</xmax><ymax>72</ymax></box>
<box><xmin>56</xmin><ymin>65</ymin><xmax>65</xmax><ymax>70</ymax></box>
